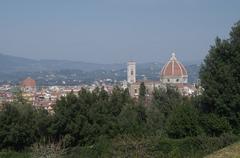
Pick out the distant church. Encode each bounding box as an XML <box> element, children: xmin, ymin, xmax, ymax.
<box><xmin>20</xmin><ymin>77</ymin><xmax>36</xmax><ymax>93</ymax></box>
<box><xmin>128</xmin><ymin>53</ymin><xmax>196</xmax><ymax>98</ymax></box>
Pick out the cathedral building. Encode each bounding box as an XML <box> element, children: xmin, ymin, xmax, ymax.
<box><xmin>160</xmin><ymin>53</ymin><xmax>196</xmax><ymax>96</ymax></box>
<box><xmin>160</xmin><ymin>53</ymin><xmax>188</xmax><ymax>84</ymax></box>
<box><xmin>128</xmin><ymin>53</ymin><xmax>196</xmax><ymax>97</ymax></box>
<box><xmin>20</xmin><ymin>77</ymin><xmax>36</xmax><ymax>102</ymax></box>
<box><xmin>128</xmin><ymin>61</ymin><xmax>163</xmax><ymax>98</ymax></box>
<box><xmin>20</xmin><ymin>77</ymin><xmax>36</xmax><ymax>93</ymax></box>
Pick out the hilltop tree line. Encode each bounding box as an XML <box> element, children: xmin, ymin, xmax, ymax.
<box><xmin>0</xmin><ymin>21</ymin><xmax>240</xmax><ymax>157</ymax></box>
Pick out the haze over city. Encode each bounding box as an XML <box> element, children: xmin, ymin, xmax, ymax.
<box><xmin>1</xmin><ymin>0</ymin><xmax>240</xmax><ymax>63</ymax></box>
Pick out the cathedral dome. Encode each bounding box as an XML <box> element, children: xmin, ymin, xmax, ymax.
<box><xmin>21</xmin><ymin>77</ymin><xmax>36</xmax><ymax>88</ymax></box>
<box><xmin>160</xmin><ymin>53</ymin><xmax>188</xmax><ymax>84</ymax></box>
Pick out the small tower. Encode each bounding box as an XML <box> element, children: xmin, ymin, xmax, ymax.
<box><xmin>127</xmin><ymin>61</ymin><xmax>136</xmax><ymax>84</ymax></box>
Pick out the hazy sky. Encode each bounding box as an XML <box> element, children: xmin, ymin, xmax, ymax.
<box><xmin>0</xmin><ymin>0</ymin><xmax>240</xmax><ymax>63</ymax></box>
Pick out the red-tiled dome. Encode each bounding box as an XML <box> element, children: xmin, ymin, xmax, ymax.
<box><xmin>21</xmin><ymin>77</ymin><xmax>36</xmax><ymax>87</ymax></box>
<box><xmin>160</xmin><ymin>53</ymin><xmax>187</xmax><ymax>77</ymax></box>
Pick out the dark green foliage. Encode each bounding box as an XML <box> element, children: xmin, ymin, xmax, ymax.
<box><xmin>50</xmin><ymin>87</ymin><xmax>135</xmax><ymax>147</ymax></box>
<box><xmin>0</xmin><ymin>151</ymin><xmax>30</xmax><ymax>158</ymax></box>
<box><xmin>1</xmin><ymin>134</ymin><xmax>238</xmax><ymax>158</ymax></box>
<box><xmin>200</xmin><ymin>113</ymin><xmax>231</xmax><ymax>136</ymax></box>
<box><xmin>200</xmin><ymin>21</ymin><xmax>240</xmax><ymax>133</ymax></box>
<box><xmin>64</xmin><ymin>136</ymin><xmax>112</xmax><ymax>158</ymax></box>
<box><xmin>118</xmin><ymin>104</ymin><xmax>147</xmax><ymax>135</ymax></box>
<box><xmin>30</xmin><ymin>142</ymin><xmax>65</xmax><ymax>158</ymax></box>
<box><xmin>0</xmin><ymin>85</ymin><xmax>239</xmax><ymax>157</ymax></box>
<box><xmin>152</xmin><ymin>86</ymin><xmax>183</xmax><ymax>119</ymax></box>
<box><xmin>153</xmin><ymin>133</ymin><xmax>238</xmax><ymax>158</ymax></box>
<box><xmin>145</xmin><ymin>106</ymin><xmax>165</xmax><ymax>136</ymax></box>
<box><xmin>63</xmin><ymin>134</ymin><xmax>238</xmax><ymax>158</ymax></box>
<box><xmin>34</xmin><ymin>108</ymin><xmax>52</xmax><ymax>141</ymax></box>
<box><xmin>139</xmin><ymin>82</ymin><xmax>146</xmax><ymax>101</ymax></box>
<box><xmin>0</xmin><ymin>102</ymin><xmax>37</xmax><ymax>151</ymax></box>
<box><xmin>0</xmin><ymin>97</ymin><xmax>52</xmax><ymax>151</ymax></box>
<box><xmin>166</xmin><ymin>104</ymin><xmax>203</xmax><ymax>138</ymax></box>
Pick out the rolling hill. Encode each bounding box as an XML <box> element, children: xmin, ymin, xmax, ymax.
<box><xmin>0</xmin><ymin>53</ymin><xmax>125</xmax><ymax>72</ymax></box>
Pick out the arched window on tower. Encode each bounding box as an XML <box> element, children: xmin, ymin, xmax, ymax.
<box><xmin>134</xmin><ymin>88</ymin><xmax>137</xmax><ymax>94</ymax></box>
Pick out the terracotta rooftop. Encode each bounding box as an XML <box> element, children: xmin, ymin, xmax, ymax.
<box><xmin>21</xmin><ymin>77</ymin><xmax>36</xmax><ymax>87</ymax></box>
<box><xmin>160</xmin><ymin>53</ymin><xmax>187</xmax><ymax>77</ymax></box>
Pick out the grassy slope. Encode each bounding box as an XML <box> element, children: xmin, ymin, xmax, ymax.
<box><xmin>205</xmin><ymin>142</ymin><xmax>240</xmax><ymax>158</ymax></box>
<box><xmin>0</xmin><ymin>151</ymin><xmax>30</xmax><ymax>158</ymax></box>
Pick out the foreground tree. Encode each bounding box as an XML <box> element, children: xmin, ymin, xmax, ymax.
<box><xmin>139</xmin><ymin>82</ymin><xmax>146</xmax><ymax>102</ymax></box>
<box><xmin>200</xmin><ymin>113</ymin><xmax>231</xmax><ymax>137</ymax></box>
<box><xmin>0</xmin><ymin>102</ymin><xmax>37</xmax><ymax>150</ymax></box>
<box><xmin>200</xmin><ymin>21</ymin><xmax>240</xmax><ymax>132</ymax></box>
<box><xmin>152</xmin><ymin>86</ymin><xmax>183</xmax><ymax>119</ymax></box>
<box><xmin>166</xmin><ymin>104</ymin><xmax>202</xmax><ymax>138</ymax></box>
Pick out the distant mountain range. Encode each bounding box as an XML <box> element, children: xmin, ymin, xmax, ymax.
<box><xmin>0</xmin><ymin>53</ymin><xmax>126</xmax><ymax>72</ymax></box>
<box><xmin>0</xmin><ymin>53</ymin><xmax>201</xmax><ymax>84</ymax></box>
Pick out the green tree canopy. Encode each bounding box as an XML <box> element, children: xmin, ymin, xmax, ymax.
<box><xmin>152</xmin><ymin>86</ymin><xmax>183</xmax><ymax>119</ymax></box>
<box><xmin>139</xmin><ymin>82</ymin><xmax>146</xmax><ymax>100</ymax></box>
<box><xmin>200</xmin><ymin>21</ymin><xmax>240</xmax><ymax>132</ymax></box>
<box><xmin>166</xmin><ymin>104</ymin><xmax>202</xmax><ymax>138</ymax></box>
<box><xmin>0</xmin><ymin>101</ymin><xmax>40</xmax><ymax>150</ymax></box>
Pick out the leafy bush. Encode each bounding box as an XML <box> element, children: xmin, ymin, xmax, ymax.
<box><xmin>30</xmin><ymin>143</ymin><xmax>65</xmax><ymax>158</ymax></box>
<box><xmin>0</xmin><ymin>151</ymin><xmax>30</xmax><ymax>158</ymax></box>
<box><xmin>63</xmin><ymin>136</ymin><xmax>112</xmax><ymax>158</ymax></box>
<box><xmin>200</xmin><ymin>113</ymin><xmax>231</xmax><ymax>136</ymax></box>
<box><xmin>166</xmin><ymin>103</ymin><xmax>203</xmax><ymax>138</ymax></box>
<box><xmin>152</xmin><ymin>134</ymin><xmax>239</xmax><ymax>158</ymax></box>
<box><xmin>0</xmin><ymin>103</ymin><xmax>37</xmax><ymax>151</ymax></box>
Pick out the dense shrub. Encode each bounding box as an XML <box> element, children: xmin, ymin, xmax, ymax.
<box><xmin>0</xmin><ymin>85</ymin><xmax>239</xmax><ymax>157</ymax></box>
<box><xmin>151</xmin><ymin>133</ymin><xmax>238</xmax><ymax>158</ymax></box>
<box><xmin>0</xmin><ymin>103</ymin><xmax>37</xmax><ymax>151</ymax></box>
<box><xmin>0</xmin><ymin>151</ymin><xmax>30</xmax><ymax>158</ymax></box>
<box><xmin>166</xmin><ymin>103</ymin><xmax>203</xmax><ymax>138</ymax></box>
<box><xmin>30</xmin><ymin>142</ymin><xmax>65</xmax><ymax>158</ymax></box>
<box><xmin>200</xmin><ymin>113</ymin><xmax>232</xmax><ymax>136</ymax></box>
<box><xmin>63</xmin><ymin>134</ymin><xmax>238</xmax><ymax>158</ymax></box>
<box><xmin>152</xmin><ymin>86</ymin><xmax>183</xmax><ymax>120</ymax></box>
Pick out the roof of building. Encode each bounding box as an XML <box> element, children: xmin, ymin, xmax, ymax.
<box><xmin>131</xmin><ymin>80</ymin><xmax>162</xmax><ymax>85</ymax></box>
<box><xmin>21</xmin><ymin>77</ymin><xmax>36</xmax><ymax>87</ymax></box>
<box><xmin>160</xmin><ymin>53</ymin><xmax>188</xmax><ymax>77</ymax></box>
<box><xmin>175</xmin><ymin>83</ymin><xmax>195</xmax><ymax>89</ymax></box>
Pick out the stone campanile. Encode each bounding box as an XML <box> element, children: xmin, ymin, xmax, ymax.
<box><xmin>127</xmin><ymin>61</ymin><xmax>136</xmax><ymax>84</ymax></box>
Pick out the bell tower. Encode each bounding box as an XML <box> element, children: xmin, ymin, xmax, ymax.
<box><xmin>127</xmin><ymin>61</ymin><xmax>136</xmax><ymax>84</ymax></box>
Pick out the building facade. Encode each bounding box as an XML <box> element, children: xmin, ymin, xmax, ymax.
<box><xmin>129</xmin><ymin>80</ymin><xmax>164</xmax><ymax>98</ymax></box>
